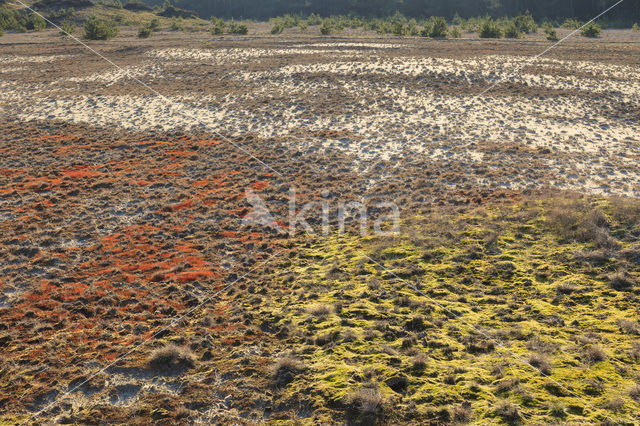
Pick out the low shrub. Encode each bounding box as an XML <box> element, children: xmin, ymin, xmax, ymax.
<box><xmin>24</xmin><ymin>13</ymin><xmax>46</xmax><ymax>31</ymax></box>
<box><xmin>170</xmin><ymin>17</ymin><xmax>185</xmax><ymax>31</ymax></box>
<box><xmin>210</xmin><ymin>17</ymin><xmax>225</xmax><ymax>35</ymax></box>
<box><xmin>320</xmin><ymin>19</ymin><xmax>332</xmax><ymax>35</ymax></box>
<box><xmin>633</xmin><ymin>23</ymin><xmax>639</xmax><ymax>31</ymax></box>
<box><xmin>608</xmin><ymin>270</ymin><xmax>636</xmax><ymax>291</ymax></box>
<box><xmin>228</xmin><ymin>20</ymin><xmax>248</xmax><ymax>34</ymax></box>
<box><xmin>428</xmin><ymin>16</ymin><xmax>448</xmax><ymax>38</ymax></box>
<box><xmin>271</xmin><ymin>21</ymin><xmax>284</xmax><ymax>34</ymax></box>
<box><xmin>581</xmin><ymin>21</ymin><xmax>601</xmax><ymax>37</ymax></box>
<box><xmin>528</xmin><ymin>354</ymin><xmax>552</xmax><ymax>375</ymax></box>
<box><xmin>543</xmin><ymin>22</ymin><xmax>559</xmax><ymax>41</ymax></box>
<box><xmin>504</xmin><ymin>22</ymin><xmax>523</xmax><ymax>38</ymax></box>
<box><xmin>59</xmin><ymin>19</ymin><xmax>76</xmax><ymax>35</ymax></box>
<box><xmin>449</xmin><ymin>25</ymin><xmax>461</xmax><ymax>38</ymax></box>
<box><xmin>138</xmin><ymin>24</ymin><xmax>152</xmax><ymax>38</ymax></box>
<box><xmin>563</xmin><ymin>18</ymin><xmax>583</xmax><ymax>29</ymax></box>
<box><xmin>494</xmin><ymin>401</ymin><xmax>521</xmax><ymax>422</ymax></box>
<box><xmin>0</xmin><ymin>6</ymin><xmax>22</xmax><ymax>31</ymax></box>
<box><xmin>513</xmin><ymin>12</ymin><xmax>537</xmax><ymax>33</ymax></box>
<box><xmin>83</xmin><ymin>15</ymin><xmax>118</xmax><ymax>40</ymax></box>
<box><xmin>479</xmin><ymin>20</ymin><xmax>502</xmax><ymax>38</ymax></box>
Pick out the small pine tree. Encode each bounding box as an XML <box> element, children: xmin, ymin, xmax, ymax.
<box><xmin>543</xmin><ymin>22</ymin><xmax>559</xmax><ymax>41</ymax></box>
<box><xmin>59</xmin><ymin>19</ymin><xmax>76</xmax><ymax>35</ymax></box>
<box><xmin>210</xmin><ymin>17</ymin><xmax>225</xmax><ymax>35</ymax></box>
<box><xmin>271</xmin><ymin>20</ymin><xmax>284</xmax><ymax>34</ymax></box>
<box><xmin>320</xmin><ymin>19</ymin><xmax>332</xmax><ymax>35</ymax></box>
<box><xmin>504</xmin><ymin>22</ymin><xmax>523</xmax><ymax>38</ymax></box>
<box><xmin>428</xmin><ymin>17</ymin><xmax>448</xmax><ymax>38</ymax></box>
<box><xmin>228</xmin><ymin>20</ymin><xmax>248</xmax><ymax>34</ymax></box>
<box><xmin>25</xmin><ymin>13</ymin><xmax>46</xmax><ymax>31</ymax></box>
<box><xmin>138</xmin><ymin>24</ymin><xmax>152</xmax><ymax>38</ymax></box>
<box><xmin>632</xmin><ymin>23</ymin><xmax>639</xmax><ymax>32</ymax></box>
<box><xmin>479</xmin><ymin>20</ymin><xmax>502</xmax><ymax>38</ymax></box>
<box><xmin>581</xmin><ymin>21</ymin><xmax>601</xmax><ymax>38</ymax></box>
<box><xmin>83</xmin><ymin>15</ymin><xmax>119</xmax><ymax>40</ymax></box>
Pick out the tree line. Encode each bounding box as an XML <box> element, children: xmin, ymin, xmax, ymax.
<box><xmin>145</xmin><ymin>0</ymin><xmax>640</xmax><ymax>25</ymax></box>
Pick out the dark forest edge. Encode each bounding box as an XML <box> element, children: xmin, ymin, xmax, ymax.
<box><xmin>145</xmin><ymin>0</ymin><xmax>640</xmax><ymax>27</ymax></box>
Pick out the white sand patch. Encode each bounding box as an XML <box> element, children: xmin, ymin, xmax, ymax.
<box><xmin>0</xmin><ymin>54</ymin><xmax>74</xmax><ymax>64</ymax></box>
<box><xmin>145</xmin><ymin>47</ymin><xmax>354</xmax><ymax>64</ymax></box>
<box><xmin>291</xmin><ymin>42</ymin><xmax>403</xmax><ymax>49</ymax></box>
<box><xmin>63</xmin><ymin>63</ymin><xmax>166</xmax><ymax>85</ymax></box>
<box><xmin>2</xmin><ymin>47</ymin><xmax>639</xmax><ymax>197</ymax></box>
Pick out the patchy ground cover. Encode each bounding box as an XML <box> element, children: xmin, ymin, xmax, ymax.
<box><xmin>0</xmin><ymin>30</ymin><xmax>639</xmax><ymax>424</ymax></box>
<box><xmin>259</xmin><ymin>197</ymin><xmax>640</xmax><ymax>424</ymax></box>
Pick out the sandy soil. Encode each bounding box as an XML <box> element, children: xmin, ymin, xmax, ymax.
<box><xmin>2</xmin><ymin>30</ymin><xmax>640</xmax><ymax>197</ymax></box>
<box><xmin>1</xmin><ymin>28</ymin><xmax>639</xmax><ymax>424</ymax></box>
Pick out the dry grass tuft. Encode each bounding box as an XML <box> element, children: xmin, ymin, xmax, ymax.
<box><xmin>270</xmin><ymin>356</ymin><xmax>306</xmax><ymax>387</ymax></box>
<box><xmin>148</xmin><ymin>344</ymin><xmax>195</xmax><ymax>371</ymax></box>
<box><xmin>345</xmin><ymin>384</ymin><xmax>385</xmax><ymax>423</ymax></box>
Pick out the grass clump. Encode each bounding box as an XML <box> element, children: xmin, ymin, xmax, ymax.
<box><xmin>582</xmin><ymin>345</ymin><xmax>607</xmax><ymax>365</ymax></box>
<box><xmin>581</xmin><ymin>21</ymin><xmax>601</xmax><ymax>37</ymax></box>
<box><xmin>148</xmin><ymin>344</ymin><xmax>195</xmax><ymax>371</ymax></box>
<box><xmin>270</xmin><ymin>356</ymin><xmax>306</xmax><ymax>387</ymax></box>
<box><xmin>307</xmin><ymin>303</ymin><xmax>333</xmax><ymax>318</ymax></box>
<box><xmin>83</xmin><ymin>15</ymin><xmax>118</xmax><ymax>40</ymax></box>
<box><xmin>494</xmin><ymin>400</ymin><xmax>521</xmax><ymax>423</ymax></box>
<box><xmin>345</xmin><ymin>384</ymin><xmax>385</xmax><ymax>424</ymax></box>
<box><xmin>608</xmin><ymin>270</ymin><xmax>636</xmax><ymax>291</ymax></box>
<box><xmin>479</xmin><ymin>20</ymin><xmax>502</xmax><ymax>38</ymax></box>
